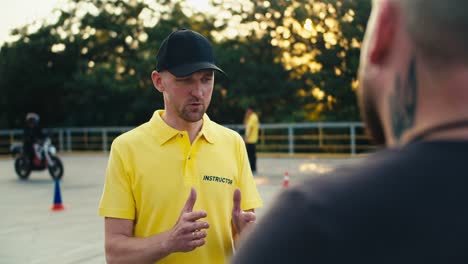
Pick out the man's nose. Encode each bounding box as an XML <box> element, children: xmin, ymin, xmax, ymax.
<box><xmin>191</xmin><ymin>82</ymin><xmax>204</xmax><ymax>97</ymax></box>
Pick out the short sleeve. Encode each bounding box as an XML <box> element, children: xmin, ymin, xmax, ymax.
<box><xmin>98</xmin><ymin>139</ymin><xmax>135</xmax><ymax>219</ymax></box>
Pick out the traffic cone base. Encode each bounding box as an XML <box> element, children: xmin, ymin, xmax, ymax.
<box><xmin>51</xmin><ymin>204</ymin><xmax>65</xmax><ymax>211</ymax></box>
<box><xmin>51</xmin><ymin>178</ymin><xmax>65</xmax><ymax>211</ymax></box>
<box><xmin>282</xmin><ymin>171</ymin><xmax>290</xmax><ymax>188</ymax></box>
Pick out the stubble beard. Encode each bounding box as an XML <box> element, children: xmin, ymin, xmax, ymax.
<box><xmin>179</xmin><ymin>103</ymin><xmax>207</xmax><ymax>123</ymax></box>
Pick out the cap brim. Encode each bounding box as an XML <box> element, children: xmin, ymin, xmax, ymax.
<box><xmin>168</xmin><ymin>62</ymin><xmax>226</xmax><ymax>77</ymax></box>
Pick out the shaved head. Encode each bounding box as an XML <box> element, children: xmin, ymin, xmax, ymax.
<box><xmin>360</xmin><ymin>0</ymin><xmax>468</xmax><ymax>146</ymax></box>
<box><xmin>396</xmin><ymin>0</ymin><xmax>468</xmax><ymax>64</ymax></box>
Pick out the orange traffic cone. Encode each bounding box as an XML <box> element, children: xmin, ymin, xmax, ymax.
<box><xmin>282</xmin><ymin>171</ymin><xmax>290</xmax><ymax>188</ymax></box>
<box><xmin>51</xmin><ymin>178</ymin><xmax>65</xmax><ymax>211</ymax></box>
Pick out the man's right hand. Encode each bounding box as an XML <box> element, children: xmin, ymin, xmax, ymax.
<box><xmin>165</xmin><ymin>187</ymin><xmax>209</xmax><ymax>253</ymax></box>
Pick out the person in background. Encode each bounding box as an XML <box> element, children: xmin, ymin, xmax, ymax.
<box><xmin>99</xmin><ymin>29</ymin><xmax>262</xmax><ymax>264</ymax></box>
<box><xmin>243</xmin><ymin>105</ymin><xmax>259</xmax><ymax>175</ymax></box>
<box><xmin>232</xmin><ymin>0</ymin><xmax>468</xmax><ymax>263</ymax></box>
<box><xmin>23</xmin><ymin>112</ymin><xmax>44</xmax><ymax>165</ymax></box>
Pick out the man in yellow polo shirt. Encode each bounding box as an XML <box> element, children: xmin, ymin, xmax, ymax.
<box><xmin>244</xmin><ymin>105</ymin><xmax>260</xmax><ymax>175</ymax></box>
<box><xmin>98</xmin><ymin>29</ymin><xmax>263</xmax><ymax>264</ymax></box>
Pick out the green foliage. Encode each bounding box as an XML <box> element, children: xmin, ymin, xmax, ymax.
<box><xmin>242</xmin><ymin>0</ymin><xmax>371</xmax><ymax>121</ymax></box>
<box><xmin>0</xmin><ymin>0</ymin><xmax>371</xmax><ymax>129</ymax></box>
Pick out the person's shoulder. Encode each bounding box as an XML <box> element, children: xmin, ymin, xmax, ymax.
<box><xmin>299</xmin><ymin>141</ymin><xmax>468</xmax><ymax>199</ymax></box>
<box><xmin>112</xmin><ymin>122</ymin><xmax>150</xmax><ymax>147</ymax></box>
<box><xmin>208</xmin><ymin>120</ymin><xmax>243</xmax><ymax>139</ymax></box>
<box><xmin>252</xmin><ymin>112</ymin><xmax>259</xmax><ymax>120</ymax></box>
<box><xmin>247</xmin><ymin>113</ymin><xmax>258</xmax><ymax>122</ymax></box>
<box><xmin>290</xmin><ymin>148</ymin><xmax>410</xmax><ymax>206</ymax></box>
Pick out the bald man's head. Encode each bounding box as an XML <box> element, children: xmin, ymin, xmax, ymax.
<box><xmin>396</xmin><ymin>0</ymin><xmax>468</xmax><ymax>65</ymax></box>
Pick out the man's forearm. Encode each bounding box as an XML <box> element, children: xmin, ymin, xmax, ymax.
<box><xmin>106</xmin><ymin>231</ymin><xmax>171</xmax><ymax>264</ymax></box>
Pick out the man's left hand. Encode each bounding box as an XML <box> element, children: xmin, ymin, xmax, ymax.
<box><xmin>231</xmin><ymin>188</ymin><xmax>256</xmax><ymax>235</ymax></box>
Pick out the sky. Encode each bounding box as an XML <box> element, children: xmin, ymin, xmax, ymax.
<box><xmin>0</xmin><ymin>0</ymin><xmax>62</xmax><ymax>44</ymax></box>
<box><xmin>0</xmin><ymin>0</ymin><xmax>212</xmax><ymax>45</ymax></box>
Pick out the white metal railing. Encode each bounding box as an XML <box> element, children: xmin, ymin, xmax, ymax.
<box><xmin>0</xmin><ymin>122</ymin><xmax>376</xmax><ymax>156</ymax></box>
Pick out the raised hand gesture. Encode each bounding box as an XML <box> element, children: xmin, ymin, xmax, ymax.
<box><xmin>231</xmin><ymin>188</ymin><xmax>256</xmax><ymax>236</ymax></box>
<box><xmin>166</xmin><ymin>187</ymin><xmax>210</xmax><ymax>253</ymax></box>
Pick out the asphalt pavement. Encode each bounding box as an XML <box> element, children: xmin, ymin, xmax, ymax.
<box><xmin>0</xmin><ymin>153</ymin><xmax>360</xmax><ymax>264</ymax></box>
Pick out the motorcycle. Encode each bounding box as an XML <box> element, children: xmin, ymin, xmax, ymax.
<box><xmin>10</xmin><ymin>137</ymin><xmax>64</xmax><ymax>180</ymax></box>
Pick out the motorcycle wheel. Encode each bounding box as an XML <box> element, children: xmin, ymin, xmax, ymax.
<box><xmin>15</xmin><ymin>157</ymin><xmax>31</xmax><ymax>180</ymax></box>
<box><xmin>48</xmin><ymin>156</ymin><xmax>64</xmax><ymax>180</ymax></box>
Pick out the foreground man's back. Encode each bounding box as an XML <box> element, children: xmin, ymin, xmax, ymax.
<box><xmin>232</xmin><ymin>0</ymin><xmax>468</xmax><ymax>262</ymax></box>
<box><xmin>234</xmin><ymin>141</ymin><xmax>468</xmax><ymax>263</ymax></box>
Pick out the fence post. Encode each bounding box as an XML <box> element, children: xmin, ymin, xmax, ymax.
<box><xmin>9</xmin><ymin>131</ymin><xmax>14</xmax><ymax>145</ymax></box>
<box><xmin>350</xmin><ymin>124</ymin><xmax>356</xmax><ymax>155</ymax></box>
<box><xmin>260</xmin><ymin>128</ymin><xmax>265</xmax><ymax>146</ymax></box>
<box><xmin>59</xmin><ymin>129</ymin><xmax>64</xmax><ymax>152</ymax></box>
<box><xmin>288</xmin><ymin>125</ymin><xmax>294</xmax><ymax>154</ymax></box>
<box><xmin>67</xmin><ymin>129</ymin><xmax>72</xmax><ymax>152</ymax></box>
<box><xmin>318</xmin><ymin>124</ymin><xmax>323</xmax><ymax>148</ymax></box>
<box><xmin>84</xmin><ymin>129</ymin><xmax>88</xmax><ymax>149</ymax></box>
<box><xmin>102</xmin><ymin>129</ymin><xmax>108</xmax><ymax>152</ymax></box>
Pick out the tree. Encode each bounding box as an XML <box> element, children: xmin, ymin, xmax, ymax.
<box><xmin>233</xmin><ymin>0</ymin><xmax>371</xmax><ymax>121</ymax></box>
<box><xmin>0</xmin><ymin>0</ymin><xmax>371</xmax><ymax>128</ymax></box>
<box><xmin>0</xmin><ymin>0</ymin><xmax>220</xmax><ymax>128</ymax></box>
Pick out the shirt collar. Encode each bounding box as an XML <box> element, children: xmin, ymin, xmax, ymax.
<box><xmin>149</xmin><ymin>110</ymin><xmax>215</xmax><ymax>145</ymax></box>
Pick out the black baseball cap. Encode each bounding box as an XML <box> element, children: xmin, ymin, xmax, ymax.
<box><xmin>156</xmin><ymin>29</ymin><xmax>226</xmax><ymax>77</ymax></box>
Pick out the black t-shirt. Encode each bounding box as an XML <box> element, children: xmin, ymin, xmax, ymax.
<box><xmin>232</xmin><ymin>141</ymin><xmax>468</xmax><ymax>263</ymax></box>
<box><xmin>23</xmin><ymin>125</ymin><xmax>44</xmax><ymax>145</ymax></box>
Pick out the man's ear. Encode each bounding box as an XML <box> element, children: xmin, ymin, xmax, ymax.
<box><xmin>369</xmin><ymin>0</ymin><xmax>398</xmax><ymax>64</ymax></box>
<box><xmin>151</xmin><ymin>71</ymin><xmax>164</xmax><ymax>92</ymax></box>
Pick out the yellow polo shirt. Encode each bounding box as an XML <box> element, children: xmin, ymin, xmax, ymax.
<box><xmin>98</xmin><ymin>110</ymin><xmax>263</xmax><ymax>264</ymax></box>
<box><xmin>245</xmin><ymin>113</ymin><xmax>259</xmax><ymax>144</ymax></box>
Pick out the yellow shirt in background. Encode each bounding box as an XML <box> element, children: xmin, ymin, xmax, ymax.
<box><xmin>245</xmin><ymin>113</ymin><xmax>259</xmax><ymax>144</ymax></box>
<box><xmin>98</xmin><ymin>110</ymin><xmax>263</xmax><ymax>264</ymax></box>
